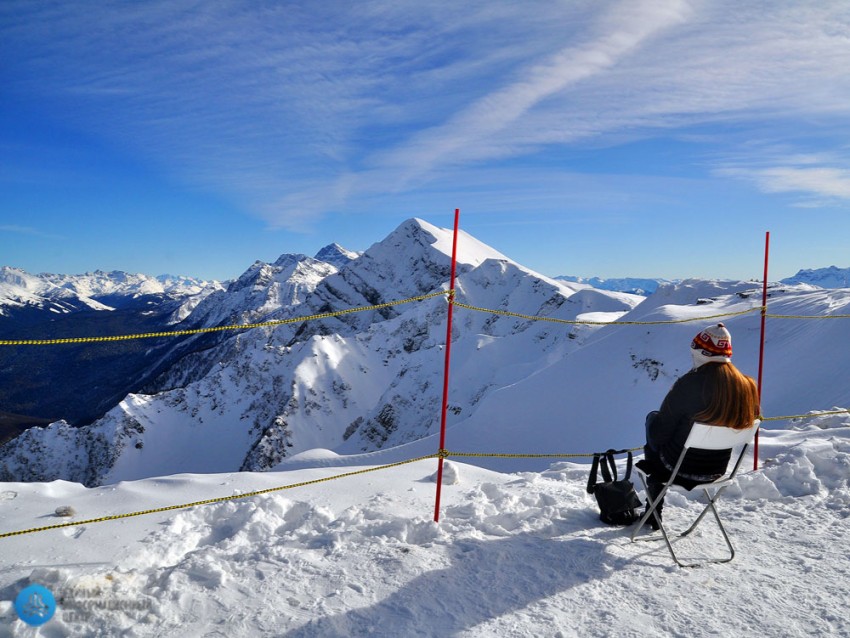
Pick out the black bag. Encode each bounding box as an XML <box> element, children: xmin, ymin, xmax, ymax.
<box><xmin>586</xmin><ymin>448</ymin><xmax>643</xmax><ymax>525</ymax></box>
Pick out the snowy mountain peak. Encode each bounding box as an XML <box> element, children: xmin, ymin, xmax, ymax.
<box><xmin>781</xmin><ymin>266</ymin><xmax>850</xmax><ymax>288</ymax></box>
<box><xmin>228</xmin><ymin>254</ymin><xmax>331</xmax><ymax>295</ymax></box>
<box><xmin>187</xmin><ymin>253</ymin><xmax>337</xmax><ymax>331</ymax></box>
<box><xmin>314</xmin><ymin>243</ymin><xmax>361</xmax><ymax>268</ymax></box>
<box><xmin>273</xmin><ymin>253</ymin><xmax>309</xmax><ymax>269</ymax></box>
<box><xmin>352</xmin><ymin>218</ymin><xmax>514</xmax><ymax>295</ymax></box>
<box><xmin>153</xmin><ymin>274</ymin><xmax>216</xmax><ymax>295</ymax></box>
<box><xmin>229</xmin><ymin>261</ymin><xmax>275</xmax><ymax>293</ymax></box>
<box><xmin>403</xmin><ymin>217</ymin><xmax>512</xmax><ymax>268</ymax></box>
<box><xmin>0</xmin><ymin>267</ymin><xmax>63</xmax><ymax>315</ymax></box>
<box><xmin>0</xmin><ymin>267</ymin><xmax>219</xmax><ymax>303</ymax></box>
<box><xmin>313</xmin><ymin>217</ymin><xmax>496</xmax><ymax>309</ymax></box>
<box><xmin>0</xmin><ymin>266</ymin><xmax>42</xmax><ymax>290</ymax></box>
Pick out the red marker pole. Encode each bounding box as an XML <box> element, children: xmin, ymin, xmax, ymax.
<box><xmin>755</xmin><ymin>231</ymin><xmax>770</xmax><ymax>471</ymax></box>
<box><xmin>434</xmin><ymin>209</ymin><xmax>460</xmax><ymax>523</ymax></box>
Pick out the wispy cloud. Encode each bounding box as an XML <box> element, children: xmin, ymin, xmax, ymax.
<box><xmin>0</xmin><ymin>225</ymin><xmax>63</xmax><ymax>240</ymax></box>
<box><xmin>758</xmin><ymin>167</ymin><xmax>850</xmax><ymax>199</ymax></box>
<box><xmin>3</xmin><ymin>0</ymin><xmax>850</xmax><ymax>227</ymax></box>
<box><xmin>719</xmin><ymin>160</ymin><xmax>850</xmax><ymax>204</ymax></box>
<box><xmin>372</xmin><ymin>0</ymin><xmax>691</xmax><ymax>182</ymax></box>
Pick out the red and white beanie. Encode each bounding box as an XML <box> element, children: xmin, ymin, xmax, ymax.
<box><xmin>691</xmin><ymin>323</ymin><xmax>732</xmax><ymax>368</ymax></box>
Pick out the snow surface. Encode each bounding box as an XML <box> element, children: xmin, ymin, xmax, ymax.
<box><xmin>1</xmin><ymin>412</ymin><xmax>849</xmax><ymax>636</ymax></box>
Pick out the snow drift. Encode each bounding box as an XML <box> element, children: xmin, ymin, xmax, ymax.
<box><xmin>0</xmin><ymin>413</ymin><xmax>848</xmax><ymax>636</ymax></box>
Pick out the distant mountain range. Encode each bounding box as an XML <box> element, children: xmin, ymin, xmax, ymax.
<box><xmin>556</xmin><ymin>266</ymin><xmax>850</xmax><ymax>294</ymax></box>
<box><xmin>0</xmin><ymin>267</ymin><xmax>218</xmax><ymax>316</ymax></box>
<box><xmin>554</xmin><ymin>276</ymin><xmax>675</xmax><ymax>295</ymax></box>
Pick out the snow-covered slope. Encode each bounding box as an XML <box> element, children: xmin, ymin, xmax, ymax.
<box><xmin>429</xmin><ymin>279</ymin><xmax>850</xmax><ymax>471</ymax></box>
<box><xmin>781</xmin><ymin>265</ymin><xmax>850</xmax><ymax>288</ymax></box>
<box><xmin>272</xmin><ymin>279</ymin><xmax>850</xmax><ymax>475</ymax></box>
<box><xmin>0</xmin><ymin>413</ymin><xmax>848</xmax><ymax>636</ymax></box>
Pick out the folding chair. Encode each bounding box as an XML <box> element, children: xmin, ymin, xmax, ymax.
<box><xmin>630</xmin><ymin>420</ymin><xmax>759</xmax><ymax>567</ymax></box>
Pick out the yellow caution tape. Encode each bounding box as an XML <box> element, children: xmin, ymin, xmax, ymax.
<box><xmin>0</xmin><ymin>291</ymin><xmax>449</xmax><ymax>347</ymax></box>
<box><xmin>0</xmin><ymin>453</ymin><xmax>439</xmax><ymax>539</ymax></box>
<box><xmin>760</xmin><ymin>409</ymin><xmax>850</xmax><ymax>422</ymax></box>
<box><xmin>452</xmin><ymin>301</ymin><xmax>763</xmax><ymax>326</ymax></box>
<box><xmin>765</xmin><ymin>313</ymin><xmax>850</xmax><ymax>320</ymax></box>
<box><xmin>442</xmin><ymin>447</ymin><xmax>642</xmax><ymax>459</ymax></box>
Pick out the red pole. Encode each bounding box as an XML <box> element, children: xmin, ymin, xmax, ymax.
<box><xmin>434</xmin><ymin>209</ymin><xmax>460</xmax><ymax>522</ymax></box>
<box><xmin>754</xmin><ymin>231</ymin><xmax>770</xmax><ymax>470</ymax></box>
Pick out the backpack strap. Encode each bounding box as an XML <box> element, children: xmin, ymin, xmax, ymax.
<box><xmin>587</xmin><ymin>453</ymin><xmax>601</xmax><ymax>494</ymax></box>
<box><xmin>600</xmin><ymin>451</ymin><xmax>616</xmax><ymax>482</ymax></box>
<box><xmin>604</xmin><ymin>448</ymin><xmax>634</xmax><ymax>481</ymax></box>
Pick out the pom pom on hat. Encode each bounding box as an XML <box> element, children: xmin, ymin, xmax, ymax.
<box><xmin>691</xmin><ymin>323</ymin><xmax>732</xmax><ymax>367</ymax></box>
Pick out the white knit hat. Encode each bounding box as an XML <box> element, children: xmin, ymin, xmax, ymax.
<box><xmin>691</xmin><ymin>323</ymin><xmax>732</xmax><ymax>368</ymax></box>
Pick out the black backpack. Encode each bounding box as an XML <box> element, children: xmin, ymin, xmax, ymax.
<box><xmin>586</xmin><ymin>449</ymin><xmax>643</xmax><ymax>525</ymax></box>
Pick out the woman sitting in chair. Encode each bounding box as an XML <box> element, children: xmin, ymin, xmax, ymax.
<box><xmin>638</xmin><ymin>323</ymin><xmax>760</xmax><ymax>528</ymax></box>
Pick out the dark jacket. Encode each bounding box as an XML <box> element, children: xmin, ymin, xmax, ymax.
<box><xmin>644</xmin><ymin>365</ymin><xmax>733</xmax><ymax>486</ymax></box>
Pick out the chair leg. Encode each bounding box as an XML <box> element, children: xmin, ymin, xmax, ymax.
<box><xmin>633</xmin><ymin>485</ymin><xmax>737</xmax><ymax>567</ymax></box>
<box><xmin>695</xmin><ymin>498</ymin><xmax>736</xmax><ymax>562</ymax></box>
<box><xmin>680</xmin><ymin>485</ymin><xmax>727</xmax><ymax>537</ymax></box>
<box><xmin>667</xmin><ymin>491</ymin><xmax>736</xmax><ymax>567</ymax></box>
<box><xmin>630</xmin><ymin>474</ymin><xmax>667</xmax><ymax>541</ymax></box>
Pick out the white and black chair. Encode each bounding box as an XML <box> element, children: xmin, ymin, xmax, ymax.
<box><xmin>631</xmin><ymin>420</ymin><xmax>760</xmax><ymax>567</ymax></box>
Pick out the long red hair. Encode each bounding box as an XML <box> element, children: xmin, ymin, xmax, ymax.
<box><xmin>695</xmin><ymin>363</ymin><xmax>760</xmax><ymax>429</ymax></box>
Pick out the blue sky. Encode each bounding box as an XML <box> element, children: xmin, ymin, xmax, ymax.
<box><xmin>2</xmin><ymin>0</ymin><xmax>849</xmax><ymax>283</ymax></box>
